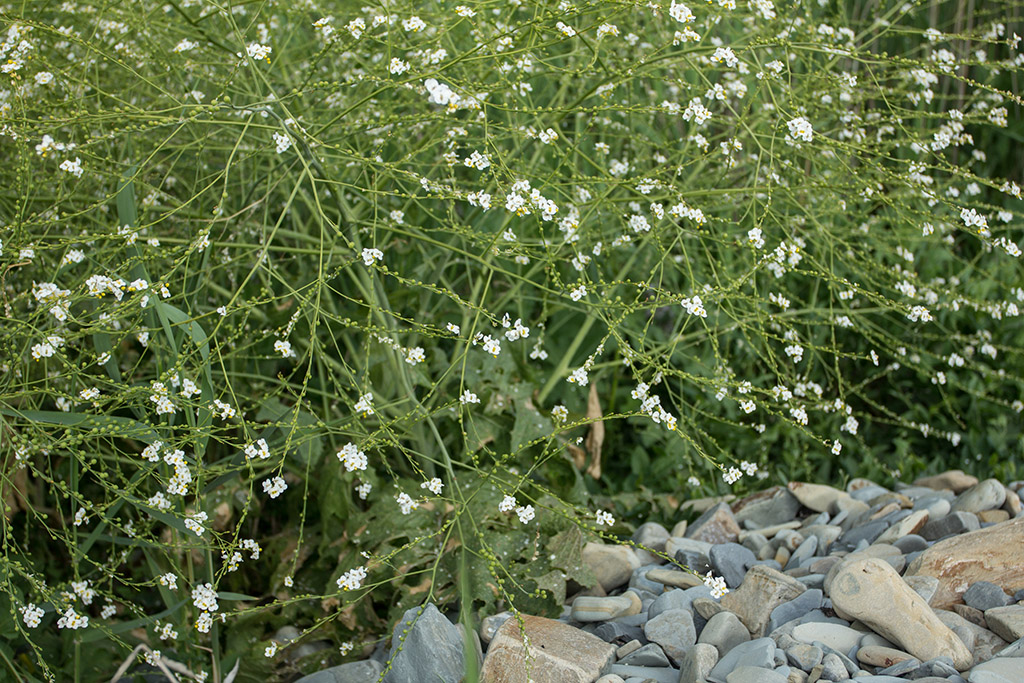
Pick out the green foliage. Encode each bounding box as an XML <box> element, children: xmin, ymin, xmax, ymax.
<box><xmin>0</xmin><ymin>0</ymin><xmax>1022</xmax><ymax>680</ymax></box>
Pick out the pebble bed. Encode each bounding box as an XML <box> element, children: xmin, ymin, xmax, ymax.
<box><xmin>299</xmin><ymin>470</ymin><xmax>1024</xmax><ymax>683</ymax></box>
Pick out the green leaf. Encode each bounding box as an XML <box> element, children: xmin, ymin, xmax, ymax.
<box><xmin>547</xmin><ymin>526</ymin><xmax>597</xmax><ymax>588</ymax></box>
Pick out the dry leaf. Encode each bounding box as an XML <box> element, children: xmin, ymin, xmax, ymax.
<box><xmin>584</xmin><ymin>383</ymin><xmax>604</xmax><ymax>479</ymax></box>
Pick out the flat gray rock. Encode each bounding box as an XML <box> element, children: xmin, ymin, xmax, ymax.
<box><xmin>697</xmin><ymin>610</ymin><xmax>750</xmax><ymax>658</ymax></box>
<box><xmin>643</xmin><ymin>608</ymin><xmax>696</xmax><ymax>666</ymax></box>
<box><xmin>607</xmin><ymin>664</ymin><xmax>680</xmax><ymax>683</ymax></box>
<box><xmin>710</xmin><ymin>542</ymin><xmax>757</xmax><ymax>588</ymax></box>
<box><xmin>707</xmin><ymin>637</ymin><xmax>776</xmax><ymax>683</ymax></box>
<box><xmin>618</xmin><ymin>643</ymin><xmax>670</xmax><ymax>668</ymax></box>
<box><xmin>725</xmin><ymin>665</ymin><xmax>787</xmax><ymax>683</ymax></box>
<box><xmin>785</xmin><ymin>643</ymin><xmax>823</xmax><ymax>671</ymax></box>
<box><xmin>767</xmin><ymin>588</ymin><xmax>823</xmax><ymax>634</ymax></box>
<box><xmin>383</xmin><ymin>603</ymin><xmax>464</xmax><ymax>683</ymax></box>
<box><xmin>964</xmin><ymin>581</ymin><xmax>1012</xmax><ymax>611</ymax></box>
<box><xmin>920</xmin><ymin>511</ymin><xmax>980</xmax><ymax>540</ymax></box>
<box><xmin>985</xmin><ymin>605</ymin><xmax>1024</xmax><ymax>642</ymax></box>
<box><xmin>295</xmin><ymin>660</ymin><xmax>383</xmax><ymax>683</ymax></box>
<box><xmin>968</xmin><ymin>657</ymin><xmax>1024</xmax><ymax>682</ymax></box>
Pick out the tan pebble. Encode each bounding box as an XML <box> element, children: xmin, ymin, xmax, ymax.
<box><xmin>978</xmin><ymin>509</ymin><xmax>1010</xmax><ymax>523</ymax></box>
<box><xmin>856</xmin><ymin>644</ymin><xmax>917</xmax><ymax>667</ymax></box>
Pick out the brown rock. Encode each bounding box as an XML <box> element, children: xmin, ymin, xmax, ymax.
<box><xmin>829</xmin><ymin>558</ymin><xmax>973</xmax><ymax>670</ymax></box>
<box><xmin>856</xmin><ymin>645</ymin><xmax>916</xmax><ymax>668</ymax></box>
<box><xmin>914</xmin><ymin>470</ymin><xmax>979</xmax><ymax>494</ymax></box>
<box><xmin>904</xmin><ymin>516</ymin><xmax>1024</xmax><ymax>609</ymax></box>
<box><xmin>481</xmin><ymin>614</ymin><xmax>616</xmax><ymax>683</ymax></box>
<box><xmin>870</xmin><ymin>502</ymin><xmax>901</xmax><ymax>520</ymax></box>
<box><xmin>720</xmin><ymin>564</ymin><xmax>807</xmax><ymax>636</ymax></box>
<box><xmin>978</xmin><ymin>509</ymin><xmax>1010</xmax><ymax>523</ymax></box>
<box><xmin>685</xmin><ymin>502</ymin><xmax>740</xmax><ymax>545</ymax></box>
<box><xmin>1003</xmin><ymin>488</ymin><xmax>1022</xmax><ymax>517</ymax></box>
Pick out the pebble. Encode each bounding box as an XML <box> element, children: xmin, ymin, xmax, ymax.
<box><xmin>767</xmin><ymin>589</ymin><xmax>824</xmax><ymax>634</ymax></box>
<box><xmin>707</xmin><ymin>637</ymin><xmax>777</xmax><ymax>683</ymax></box>
<box><xmin>920</xmin><ymin>511</ymin><xmax>981</xmax><ymax>541</ymax></box>
<box><xmin>645</xmin><ymin>567</ymin><xmax>703</xmax><ymax>589</ymax></box>
<box><xmin>571</xmin><ymin>593</ymin><xmax>642</xmax><ymax>622</ymax></box>
<box><xmin>967</xmin><ymin>658</ymin><xmax>1024</xmax><ymax>682</ymax></box>
<box><xmin>482</xmin><ymin>614</ymin><xmax>616</xmax><ymax>682</ymax></box>
<box><xmin>792</xmin><ymin>622</ymin><xmax>862</xmax><ymax>655</ymax></box>
<box><xmin>786</xmin><ymin>643</ymin><xmax>823</xmax><ymax>671</ymax></box>
<box><xmin>951</xmin><ymin>479</ymin><xmax>1007</xmax><ymax>514</ymax></box>
<box><xmin>913</xmin><ymin>470</ymin><xmax>979</xmax><ymax>493</ymax></box>
<box><xmin>607</xmin><ymin>664</ymin><xmax>680</xmax><ymax>682</ymax></box>
<box><xmin>857</xmin><ymin>645</ymin><xmax>917</xmax><ymax>668</ymax></box>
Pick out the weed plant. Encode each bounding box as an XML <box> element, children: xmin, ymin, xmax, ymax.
<box><xmin>0</xmin><ymin>0</ymin><xmax>1022</xmax><ymax>679</ymax></box>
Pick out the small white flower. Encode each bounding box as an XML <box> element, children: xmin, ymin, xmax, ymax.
<box><xmin>389</xmin><ymin>58</ymin><xmax>409</xmax><ymax>75</ymax></box>
<box><xmin>405</xmin><ymin>347</ymin><xmax>425</xmax><ymax>365</ymax></box>
<box><xmin>420</xmin><ymin>478</ymin><xmax>443</xmax><ymax>495</ymax></box>
<box><xmin>396</xmin><ymin>492</ymin><xmax>419</xmax><ymax>514</ymax></box>
<box><xmin>361</xmin><ymin>248</ymin><xmax>383</xmax><ymax>266</ymax></box>
<box><xmin>516</xmin><ymin>505</ymin><xmax>535</xmax><ymax>523</ymax></box>
<box><xmin>459</xmin><ymin>390</ymin><xmax>479</xmax><ymax>405</ymax></box>
<box><xmin>703</xmin><ymin>572</ymin><xmax>729</xmax><ymax>598</ymax></box>
<box><xmin>499</xmin><ymin>494</ymin><xmax>517</xmax><ymax>513</ymax></box>
<box><xmin>20</xmin><ymin>603</ymin><xmax>44</xmax><ymax>628</ymax></box>
<box><xmin>595</xmin><ymin>510</ymin><xmax>614</xmax><ymax>526</ymax></box>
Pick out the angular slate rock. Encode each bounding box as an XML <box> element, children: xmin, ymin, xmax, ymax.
<box><xmin>698</xmin><ymin>611</ymin><xmax>751</xmax><ymax>658</ymax></box>
<box><xmin>964</xmin><ymin>582</ymin><xmax>1012</xmax><ymax>611</ymax></box>
<box><xmin>786</xmin><ymin>643</ymin><xmax>823</xmax><ymax>671</ymax></box>
<box><xmin>767</xmin><ymin>589</ymin><xmax>824</xmax><ymax>634</ymax></box>
<box><xmin>295</xmin><ymin>660</ymin><xmax>383</xmax><ymax>683</ymax></box>
<box><xmin>732</xmin><ymin>486</ymin><xmax>802</xmax><ymax>528</ymax></box>
<box><xmin>725</xmin><ymin>665</ymin><xmax>787</xmax><ymax>683</ymax></box>
<box><xmin>706</xmin><ymin>637</ymin><xmax>777</xmax><ymax>683</ymax></box>
<box><xmin>686</xmin><ymin>502</ymin><xmax>741</xmax><ymax>545</ymax></box>
<box><xmin>967</xmin><ymin>657</ymin><xmax>1024</xmax><ymax>682</ymax></box>
<box><xmin>984</xmin><ymin>605</ymin><xmax>1024</xmax><ymax>643</ymax></box>
<box><xmin>643</xmin><ymin>608</ymin><xmax>696</xmax><ymax>666</ymax></box>
<box><xmin>384</xmin><ymin>603</ymin><xmax>464</xmax><ymax>683</ymax></box>
<box><xmin>618</xmin><ymin>643</ymin><xmax>670</xmax><ymax>668</ymax></box>
<box><xmin>710</xmin><ymin>543</ymin><xmax>757</xmax><ymax>589</ymax></box>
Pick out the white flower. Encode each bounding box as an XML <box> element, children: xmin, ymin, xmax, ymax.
<box><xmin>337</xmin><ymin>566</ymin><xmax>367</xmax><ymax>591</ymax></box>
<box><xmin>551</xmin><ymin>405</ymin><xmax>569</xmax><ymax>422</ymax></box>
<box><xmin>337</xmin><ymin>443</ymin><xmax>368</xmax><ymax>472</ymax></box>
<box><xmin>595</xmin><ymin>510</ymin><xmax>614</xmax><ymax>526</ymax></box>
<box><xmin>396</xmin><ymin>492</ymin><xmax>418</xmax><ymax>514</ymax></box>
<box><xmin>421</xmin><ymin>478</ymin><xmax>443</xmax><ymax>495</ymax></box>
<box><xmin>354</xmin><ymin>393</ymin><xmax>374</xmax><ymax>416</ymax></box>
<box><xmin>74</xmin><ymin>508</ymin><xmax>89</xmax><ymax>526</ymax></box>
<box><xmin>274</xmin><ymin>339</ymin><xmax>296</xmax><ymax>358</ymax></box>
<box><xmin>459</xmin><ymin>390</ymin><xmax>479</xmax><ymax>405</ymax></box>
<box><xmin>57</xmin><ymin>607</ymin><xmax>88</xmax><ymax>630</ymax></box>
<box><xmin>35</xmin><ymin>71</ymin><xmax>53</xmax><ymax>85</ymax></box>
<box><xmin>787</xmin><ymin>117</ymin><xmax>814</xmax><ymax>143</ymax></box>
<box><xmin>405</xmin><ymin>347</ymin><xmax>425</xmax><ymax>365</ymax></box>
<box><xmin>669</xmin><ymin>2</ymin><xmax>695</xmax><ymax>23</ymax></box>
<box><xmin>263</xmin><ymin>476</ymin><xmax>287</xmax><ymax>499</ymax></box>
<box><xmin>723</xmin><ymin>467</ymin><xmax>742</xmax><ymax>484</ymax></box>
<box><xmin>245</xmin><ymin>42</ymin><xmax>272</xmax><ymax>62</ymax></box>
<box><xmin>389</xmin><ymin>58</ymin><xmax>409</xmax><ymax>75</ymax></box>
<box><xmin>703</xmin><ymin>572</ymin><xmax>729</xmax><ymax>598</ymax></box>
<box><xmin>570</xmin><ymin>285</ymin><xmax>587</xmax><ymax>301</ymax></box>
<box><xmin>516</xmin><ymin>505</ymin><xmax>536</xmax><ymax>524</ymax></box>
<box><xmin>20</xmin><ymin>603</ymin><xmax>44</xmax><ymax>628</ymax></box>
<box><xmin>265</xmin><ymin>643</ymin><xmax>278</xmax><ymax>658</ymax></box>
<box><xmin>355</xmin><ymin>482</ymin><xmax>372</xmax><ymax>499</ymax></box>
<box><xmin>272</xmin><ymin>132</ymin><xmax>291</xmax><ymax>154</ymax></box>
<box><xmin>191</xmin><ymin>583</ymin><xmax>219</xmax><ymax>612</ymax></box>
<box><xmin>499</xmin><ymin>494</ymin><xmax>517</xmax><ymax>512</ymax></box>
<box><xmin>361</xmin><ymin>247</ymin><xmax>383</xmax><ymax>266</ymax></box>
<box><xmin>59</xmin><ymin>157</ymin><xmax>83</xmax><ymax>178</ymax></box>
